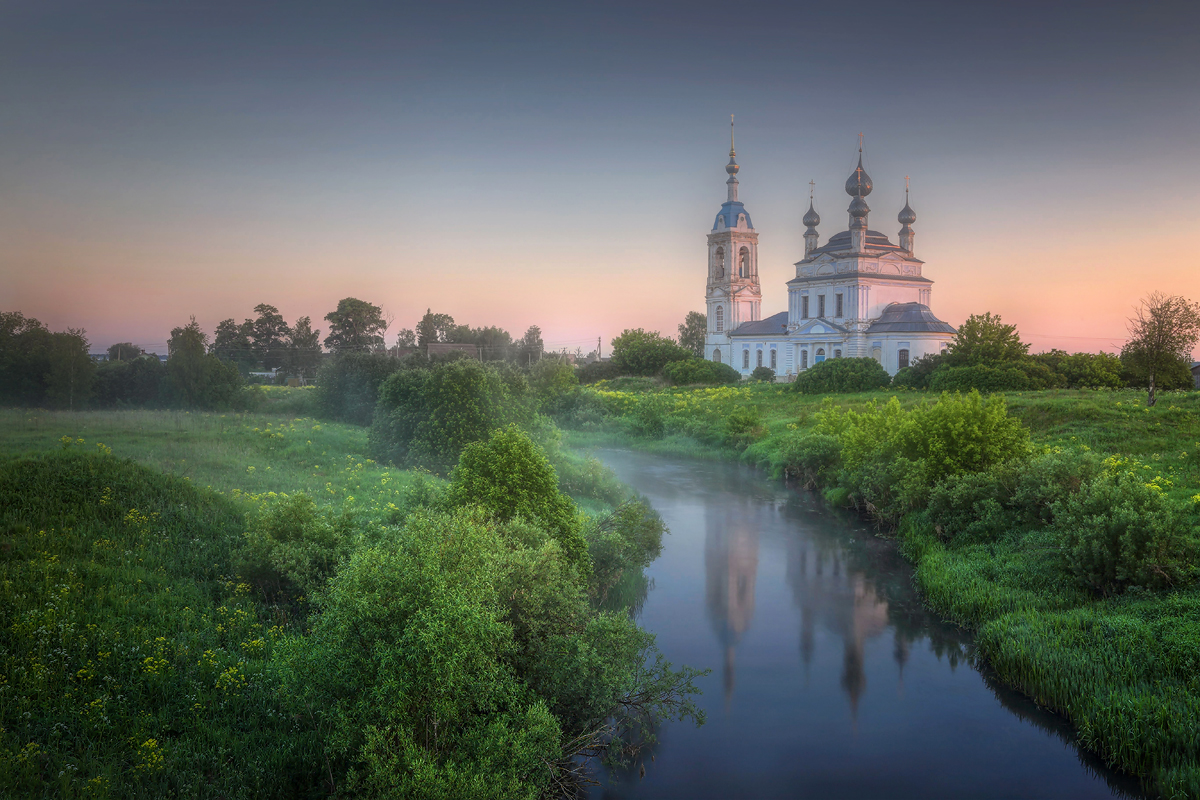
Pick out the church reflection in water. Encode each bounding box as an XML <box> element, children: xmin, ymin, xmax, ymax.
<box><xmin>704</xmin><ymin>500</ymin><xmax>908</xmax><ymax>716</ymax></box>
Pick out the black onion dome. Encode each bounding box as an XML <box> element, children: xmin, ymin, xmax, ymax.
<box><xmin>845</xmin><ymin>154</ymin><xmax>873</xmax><ymax>197</ymax></box>
<box><xmin>803</xmin><ymin>201</ymin><xmax>820</xmax><ymax>228</ymax></box>
<box><xmin>726</xmin><ymin>155</ymin><xmax>739</xmax><ymax>176</ymax></box>
<box><xmin>849</xmin><ymin>196</ymin><xmax>870</xmax><ymax>219</ymax></box>
<box><xmin>898</xmin><ymin>201</ymin><xmax>916</xmax><ymax>225</ymax></box>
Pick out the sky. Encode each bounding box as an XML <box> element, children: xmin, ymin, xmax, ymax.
<box><xmin>3</xmin><ymin>0</ymin><xmax>1199</xmax><ymax>356</ymax></box>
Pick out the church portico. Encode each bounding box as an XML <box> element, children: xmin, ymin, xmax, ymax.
<box><xmin>703</xmin><ymin>130</ymin><xmax>956</xmax><ymax>378</ymax></box>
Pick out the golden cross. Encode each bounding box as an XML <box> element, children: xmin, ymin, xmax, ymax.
<box><xmin>808</xmin><ymin>179</ymin><xmax>815</xmax><ymax>199</ymax></box>
<box><xmin>858</xmin><ymin>132</ymin><xmax>864</xmax><ymax>152</ymax></box>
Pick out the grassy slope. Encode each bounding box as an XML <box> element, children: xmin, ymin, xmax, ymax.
<box><xmin>567</xmin><ymin>383</ymin><xmax>1200</xmax><ymax>797</ymax></box>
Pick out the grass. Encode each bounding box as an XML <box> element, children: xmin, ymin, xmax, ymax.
<box><xmin>564</xmin><ymin>381</ymin><xmax>1200</xmax><ymax>798</ymax></box>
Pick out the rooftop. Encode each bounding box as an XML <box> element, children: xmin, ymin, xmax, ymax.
<box><xmin>713</xmin><ymin>201</ymin><xmax>754</xmax><ymax>231</ymax></box>
<box><xmin>865</xmin><ymin>302</ymin><xmax>956</xmax><ymax>334</ymax></box>
<box><xmin>730</xmin><ymin>311</ymin><xmax>788</xmax><ymax>336</ymax></box>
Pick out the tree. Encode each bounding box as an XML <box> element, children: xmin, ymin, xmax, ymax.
<box><xmin>517</xmin><ymin>325</ymin><xmax>544</xmax><ymax>365</ymax></box>
<box><xmin>106</xmin><ymin>342</ymin><xmax>139</xmax><ymax>361</ymax></box>
<box><xmin>1122</xmin><ymin>291</ymin><xmax>1200</xmax><ymax>406</ymax></box>
<box><xmin>609</xmin><ymin>329</ymin><xmax>691</xmax><ymax>376</ymax></box>
<box><xmin>945</xmin><ymin>312</ymin><xmax>1028</xmax><ymax>366</ymax></box>
<box><xmin>323</xmin><ymin>298</ymin><xmax>388</xmax><ymax>353</ymax></box>
<box><xmin>677</xmin><ymin>311</ymin><xmax>707</xmax><ymax>357</ymax></box>
<box><xmin>44</xmin><ymin>329</ymin><xmax>95</xmax><ymax>411</ymax></box>
<box><xmin>793</xmin><ymin>356</ymin><xmax>891</xmax><ymax>394</ymax></box>
<box><xmin>284</xmin><ymin>316</ymin><xmax>322</xmax><ymax>383</ymax></box>
<box><xmin>416</xmin><ymin>309</ymin><xmax>456</xmax><ymax>347</ymax></box>
<box><xmin>167</xmin><ymin>317</ymin><xmax>242</xmax><ymax>409</ymax></box>
<box><xmin>395</xmin><ymin>328</ymin><xmax>417</xmax><ymax>348</ymax></box>
<box><xmin>211</xmin><ymin>318</ymin><xmax>256</xmax><ymax>371</ymax></box>
<box><xmin>250</xmin><ymin>303</ymin><xmax>291</xmax><ymax>370</ymax></box>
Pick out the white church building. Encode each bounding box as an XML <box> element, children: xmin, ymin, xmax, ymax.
<box><xmin>704</xmin><ymin>130</ymin><xmax>956</xmax><ymax>377</ymax></box>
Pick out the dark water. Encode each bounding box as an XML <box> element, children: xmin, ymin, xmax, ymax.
<box><xmin>588</xmin><ymin>449</ymin><xmax>1144</xmax><ymax>800</ymax></box>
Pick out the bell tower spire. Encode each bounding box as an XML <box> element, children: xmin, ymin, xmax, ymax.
<box><xmin>726</xmin><ymin>115</ymin><xmax>739</xmax><ymax>202</ymax></box>
<box><xmin>803</xmin><ymin>179</ymin><xmax>821</xmax><ymax>256</ymax></box>
<box><xmin>898</xmin><ymin>176</ymin><xmax>916</xmax><ymax>255</ymax></box>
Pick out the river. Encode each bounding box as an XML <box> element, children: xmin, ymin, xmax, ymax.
<box><xmin>587</xmin><ymin>449</ymin><xmax>1144</xmax><ymax>800</ymax></box>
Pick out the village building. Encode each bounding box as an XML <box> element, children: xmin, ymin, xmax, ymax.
<box><xmin>704</xmin><ymin>128</ymin><xmax>956</xmax><ymax>377</ymax></box>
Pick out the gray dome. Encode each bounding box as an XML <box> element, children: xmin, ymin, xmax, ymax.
<box><xmin>845</xmin><ymin>154</ymin><xmax>873</xmax><ymax>197</ymax></box>
<box><xmin>898</xmin><ymin>201</ymin><xmax>916</xmax><ymax>225</ymax></box>
<box><xmin>849</xmin><ymin>196</ymin><xmax>870</xmax><ymax>219</ymax></box>
<box><xmin>726</xmin><ymin>155</ymin><xmax>739</xmax><ymax>176</ymax></box>
<box><xmin>866</xmin><ymin>303</ymin><xmax>956</xmax><ymax>334</ymax></box>
<box><xmin>803</xmin><ymin>201</ymin><xmax>820</xmax><ymax>228</ymax></box>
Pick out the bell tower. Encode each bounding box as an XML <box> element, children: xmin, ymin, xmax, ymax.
<box><xmin>705</xmin><ymin>117</ymin><xmax>761</xmax><ymax>365</ymax></box>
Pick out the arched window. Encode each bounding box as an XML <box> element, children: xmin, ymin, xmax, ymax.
<box><xmin>815</xmin><ymin>348</ymin><xmax>826</xmax><ymax>364</ymax></box>
<box><xmin>899</xmin><ymin>349</ymin><xmax>910</xmax><ymax>369</ymax></box>
<box><xmin>756</xmin><ymin>349</ymin><xmax>763</xmax><ymax>368</ymax></box>
<box><xmin>834</xmin><ymin>349</ymin><xmax>841</xmax><ymax>359</ymax></box>
<box><xmin>714</xmin><ymin>306</ymin><xmax>724</xmax><ymax>332</ymax></box>
<box><xmin>801</xmin><ymin>350</ymin><xmax>808</xmax><ymax>369</ymax></box>
<box><xmin>871</xmin><ymin>347</ymin><xmax>882</xmax><ymax>363</ymax></box>
<box><xmin>739</xmin><ymin>247</ymin><xmax>750</xmax><ymax>278</ymax></box>
<box><xmin>770</xmin><ymin>349</ymin><xmax>777</xmax><ymax>369</ymax></box>
<box><xmin>713</xmin><ymin>348</ymin><xmax>722</xmax><ymax>363</ymax></box>
<box><xmin>714</xmin><ymin>247</ymin><xmax>725</xmax><ymax>278</ymax></box>
<box><xmin>742</xmin><ymin>349</ymin><xmax>750</xmax><ymax>369</ymax></box>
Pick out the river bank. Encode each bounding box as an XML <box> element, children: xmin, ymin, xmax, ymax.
<box><xmin>561</xmin><ymin>385</ymin><xmax>1200</xmax><ymax>798</ymax></box>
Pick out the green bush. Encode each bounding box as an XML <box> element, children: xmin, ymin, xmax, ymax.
<box><xmin>609</xmin><ymin>329</ymin><xmax>692</xmax><ymax>376</ymax></box>
<box><xmin>926</xmin><ymin>468</ymin><xmax>1019</xmax><ymax>541</ymax></box>
<box><xmin>793</xmin><ymin>357</ymin><xmax>890</xmax><ymax>394</ymax></box>
<box><xmin>369</xmin><ymin>360</ymin><xmax>532</xmax><ymax>472</ymax></box>
<box><xmin>584</xmin><ymin>500</ymin><xmax>665</xmax><ymax>601</ymax></box>
<box><xmin>576</xmin><ymin>359</ymin><xmax>622</xmax><ymax>384</ymax></box>
<box><xmin>724</xmin><ymin>405</ymin><xmax>765</xmax><ymax>449</ymax></box>
<box><xmin>528</xmin><ymin>356</ymin><xmax>578</xmax><ymax>414</ymax></box>
<box><xmin>1052</xmin><ymin>464</ymin><xmax>1200</xmax><ymax>595</ymax></box>
<box><xmin>749</xmin><ymin>366</ymin><xmax>775</xmax><ymax>382</ymax></box>
<box><xmin>92</xmin><ymin>356</ymin><xmax>167</xmax><ymax>408</ymax></box>
<box><xmin>929</xmin><ymin>360</ymin><xmax>1065</xmax><ymax>393</ymax></box>
<box><xmin>777</xmin><ymin>432</ymin><xmax>841</xmax><ymax>487</ymax></box>
<box><xmin>891</xmin><ymin>353</ymin><xmax>944</xmax><ymax>389</ymax></box>
<box><xmin>241</xmin><ymin>492</ymin><xmax>355</xmax><ymax>597</ymax></box>
<box><xmin>446</xmin><ymin>425</ymin><xmax>589</xmax><ymax>577</ymax></box>
<box><xmin>661</xmin><ymin>358</ymin><xmax>741</xmax><ymax>386</ymax></box>
<box><xmin>1031</xmin><ymin>350</ymin><xmax>1124</xmax><ymax>389</ymax></box>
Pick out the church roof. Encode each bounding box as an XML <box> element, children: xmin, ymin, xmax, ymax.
<box><xmin>865</xmin><ymin>303</ymin><xmax>956</xmax><ymax>334</ymax></box>
<box><xmin>729</xmin><ymin>311</ymin><xmax>788</xmax><ymax>336</ymax></box>
<box><xmin>805</xmin><ymin>229</ymin><xmax>910</xmax><ymax>258</ymax></box>
<box><xmin>713</xmin><ymin>201</ymin><xmax>753</xmax><ymax>231</ymax></box>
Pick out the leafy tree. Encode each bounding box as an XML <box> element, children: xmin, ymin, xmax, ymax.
<box><xmin>395</xmin><ymin>327</ymin><xmax>417</xmax><ymax>348</ymax></box>
<box><xmin>284</xmin><ymin>315</ymin><xmax>322</xmax><ymax>382</ymax></box>
<box><xmin>1121</xmin><ymin>292</ymin><xmax>1200</xmax><ymax>406</ymax></box>
<box><xmin>447</xmin><ymin>425</ymin><xmax>589</xmax><ymax>577</ymax></box>
<box><xmin>677</xmin><ymin>311</ymin><xmax>707</xmax><ymax>357</ymax></box>
<box><xmin>93</xmin><ymin>356</ymin><xmax>166</xmax><ymax>408</ymax></box>
<box><xmin>609</xmin><ymin>329</ymin><xmax>691</xmax><ymax>376</ymax></box>
<box><xmin>211</xmin><ymin>318</ymin><xmax>256</xmax><ymax>371</ymax></box>
<box><xmin>106</xmin><ymin>342</ymin><xmax>139</xmax><ymax>361</ymax></box>
<box><xmin>251</xmin><ymin>303</ymin><xmax>291</xmax><ymax>370</ymax></box>
<box><xmin>517</xmin><ymin>325</ymin><xmax>544</xmax><ymax>366</ymax></box>
<box><xmin>945</xmin><ymin>312</ymin><xmax>1028</xmax><ymax>366</ymax></box>
<box><xmin>324</xmin><ymin>297</ymin><xmax>389</xmax><ymax>353</ymax></box>
<box><xmin>44</xmin><ymin>329</ymin><xmax>95</xmax><ymax>410</ymax></box>
<box><xmin>416</xmin><ymin>309</ymin><xmax>456</xmax><ymax>347</ymax></box>
<box><xmin>750</xmin><ymin>366</ymin><xmax>775</xmax><ymax>382</ymax></box>
<box><xmin>529</xmin><ymin>356</ymin><xmax>578</xmax><ymax>412</ymax></box>
<box><xmin>1031</xmin><ymin>349</ymin><xmax>1124</xmax><ymax>389</ymax></box>
<box><xmin>166</xmin><ymin>317</ymin><xmax>243</xmax><ymax>409</ymax></box>
<box><xmin>793</xmin><ymin>357</ymin><xmax>890</xmax><ymax>394</ymax></box>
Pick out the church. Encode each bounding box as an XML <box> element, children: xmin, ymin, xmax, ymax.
<box><xmin>704</xmin><ymin>129</ymin><xmax>956</xmax><ymax>378</ymax></box>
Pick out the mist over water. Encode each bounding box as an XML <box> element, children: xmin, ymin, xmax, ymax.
<box><xmin>589</xmin><ymin>449</ymin><xmax>1143</xmax><ymax>800</ymax></box>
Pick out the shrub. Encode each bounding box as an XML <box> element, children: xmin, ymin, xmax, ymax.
<box><xmin>1031</xmin><ymin>350</ymin><xmax>1124</xmax><ymax>389</ymax></box>
<box><xmin>926</xmin><ymin>468</ymin><xmax>1019</xmax><ymax>541</ymax></box>
<box><xmin>749</xmin><ymin>366</ymin><xmax>776</xmax><ymax>382</ymax></box>
<box><xmin>315</xmin><ymin>351</ymin><xmax>403</xmax><ymax>425</ymax></box>
<box><xmin>661</xmin><ymin>358</ymin><xmax>741</xmax><ymax>386</ymax></box>
<box><xmin>929</xmin><ymin>360</ymin><xmax>1065</xmax><ymax>393</ymax></box>
<box><xmin>1011</xmin><ymin>447</ymin><xmax>1105</xmax><ymax>526</ymax></box>
<box><xmin>241</xmin><ymin>493</ymin><xmax>355</xmax><ymax>597</ymax></box>
<box><xmin>584</xmin><ymin>500</ymin><xmax>666</xmax><ymax>601</ymax></box>
<box><xmin>793</xmin><ymin>357</ymin><xmax>890</xmax><ymax>394</ymax></box>
<box><xmin>577</xmin><ymin>359</ymin><xmax>622</xmax><ymax>384</ymax></box>
<box><xmin>892</xmin><ymin>353</ymin><xmax>944</xmax><ymax>390</ymax></box>
<box><xmin>445</xmin><ymin>425</ymin><xmax>589</xmax><ymax>577</ymax></box>
<box><xmin>777</xmin><ymin>432</ymin><xmax>841</xmax><ymax>487</ymax></box>
<box><xmin>1052</xmin><ymin>462</ymin><xmax>1200</xmax><ymax>595</ymax></box>
<box><xmin>724</xmin><ymin>405</ymin><xmax>765</xmax><ymax>449</ymax></box>
<box><xmin>529</xmin><ymin>356</ymin><xmax>578</xmax><ymax>413</ymax></box>
<box><xmin>92</xmin><ymin>356</ymin><xmax>167</xmax><ymax>408</ymax></box>
<box><xmin>609</xmin><ymin>329</ymin><xmax>692</xmax><ymax>376</ymax></box>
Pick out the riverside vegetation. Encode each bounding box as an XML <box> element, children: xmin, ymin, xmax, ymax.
<box><xmin>557</xmin><ymin>378</ymin><xmax>1200</xmax><ymax>797</ymax></box>
<box><xmin>0</xmin><ymin>358</ymin><xmax>705</xmax><ymax>798</ymax></box>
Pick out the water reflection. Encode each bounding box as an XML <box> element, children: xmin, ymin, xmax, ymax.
<box><xmin>587</xmin><ymin>450</ymin><xmax>1144</xmax><ymax>799</ymax></box>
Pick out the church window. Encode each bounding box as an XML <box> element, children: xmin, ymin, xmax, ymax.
<box><xmin>713</xmin><ymin>348</ymin><xmax>722</xmax><ymax>363</ymax></box>
<box><xmin>739</xmin><ymin>247</ymin><xmax>750</xmax><ymax>278</ymax></box>
<box><xmin>742</xmin><ymin>349</ymin><xmax>750</xmax><ymax>369</ymax></box>
<box><xmin>801</xmin><ymin>296</ymin><xmax>809</xmax><ymax>319</ymax></box>
<box><xmin>715</xmin><ymin>306</ymin><xmax>723</xmax><ymax>332</ymax></box>
<box><xmin>871</xmin><ymin>347</ymin><xmax>882</xmax><ymax>363</ymax></box>
<box><xmin>815</xmin><ymin>348</ymin><xmax>826</xmax><ymax>364</ymax></box>
<box><xmin>714</xmin><ymin>247</ymin><xmax>725</xmax><ymax>278</ymax></box>
<box><xmin>756</xmin><ymin>349</ymin><xmax>763</xmax><ymax>368</ymax></box>
<box><xmin>817</xmin><ymin>295</ymin><xmax>826</xmax><ymax>318</ymax></box>
<box><xmin>836</xmin><ymin>294</ymin><xmax>844</xmax><ymax>317</ymax></box>
<box><xmin>801</xmin><ymin>350</ymin><xmax>808</xmax><ymax>369</ymax></box>
<box><xmin>834</xmin><ymin>349</ymin><xmax>841</xmax><ymax>358</ymax></box>
<box><xmin>770</xmin><ymin>349</ymin><xmax>777</xmax><ymax>369</ymax></box>
<box><xmin>899</xmin><ymin>349</ymin><xmax>910</xmax><ymax>369</ymax></box>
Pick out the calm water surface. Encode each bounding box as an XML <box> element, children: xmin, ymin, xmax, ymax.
<box><xmin>588</xmin><ymin>449</ymin><xmax>1143</xmax><ymax>800</ymax></box>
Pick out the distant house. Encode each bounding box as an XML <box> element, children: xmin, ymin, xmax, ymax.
<box><xmin>1192</xmin><ymin>362</ymin><xmax>1200</xmax><ymax>389</ymax></box>
<box><xmin>426</xmin><ymin>343</ymin><xmax>481</xmax><ymax>360</ymax></box>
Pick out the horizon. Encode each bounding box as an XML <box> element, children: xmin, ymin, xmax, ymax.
<box><xmin>4</xmin><ymin>1</ymin><xmax>1199</xmax><ymax>358</ymax></box>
